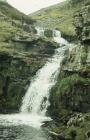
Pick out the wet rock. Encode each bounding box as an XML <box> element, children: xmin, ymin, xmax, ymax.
<box><xmin>49</xmin><ymin>131</ymin><xmax>66</xmax><ymax>140</ymax></box>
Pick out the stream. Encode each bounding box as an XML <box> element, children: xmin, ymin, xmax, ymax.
<box><xmin>0</xmin><ymin>125</ymin><xmax>50</xmax><ymax>140</ymax></box>
<box><xmin>0</xmin><ymin>28</ymin><xmax>69</xmax><ymax>140</ymax></box>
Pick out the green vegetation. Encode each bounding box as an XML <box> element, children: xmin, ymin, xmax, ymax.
<box><xmin>50</xmin><ymin>112</ymin><xmax>90</xmax><ymax>140</ymax></box>
<box><xmin>49</xmin><ymin>73</ymin><xmax>90</xmax><ymax>139</ymax></box>
<box><xmin>49</xmin><ymin>73</ymin><xmax>90</xmax><ymax>117</ymax></box>
<box><xmin>0</xmin><ymin>0</ymin><xmax>90</xmax><ymax>139</ymax></box>
<box><xmin>0</xmin><ymin>1</ymin><xmax>35</xmax><ymax>23</ymax></box>
<box><xmin>0</xmin><ymin>1</ymin><xmax>36</xmax><ymax>55</ymax></box>
<box><xmin>0</xmin><ymin>1</ymin><xmax>59</xmax><ymax>112</ymax></box>
<box><xmin>30</xmin><ymin>0</ymin><xmax>90</xmax><ymax>41</ymax></box>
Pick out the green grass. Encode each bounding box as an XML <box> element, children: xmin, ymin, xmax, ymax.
<box><xmin>0</xmin><ymin>3</ymin><xmax>36</xmax><ymax>55</ymax></box>
<box><xmin>0</xmin><ymin>1</ymin><xmax>58</xmax><ymax>56</ymax></box>
<box><xmin>30</xmin><ymin>0</ymin><xmax>90</xmax><ymax>40</ymax></box>
<box><xmin>0</xmin><ymin>1</ymin><xmax>36</xmax><ymax>55</ymax></box>
<box><xmin>0</xmin><ymin>20</ymin><xmax>32</xmax><ymax>55</ymax></box>
<box><xmin>0</xmin><ymin>1</ymin><xmax>35</xmax><ymax>24</ymax></box>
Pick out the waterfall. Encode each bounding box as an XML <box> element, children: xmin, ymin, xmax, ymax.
<box><xmin>35</xmin><ymin>27</ymin><xmax>68</xmax><ymax>45</ymax></box>
<box><xmin>21</xmin><ymin>47</ymin><xmax>66</xmax><ymax>115</ymax></box>
<box><xmin>20</xmin><ymin>28</ymin><xmax>68</xmax><ymax>116</ymax></box>
<box><xmin>53</xmin><ymin>29</ymin><xmax>68</xmax><ymax>45</ymax></box>
<box><xmin>53</xmin><ymin>29</ymin><xmax>61</xmax><ymax>38</ymax></box>
<box><xmin>35</xmin><ymin>27</ymin><xmax>44</xmax><ymax>36</ymax></box>
<box><xmin>0</xmin><ymin>27</ymin><xmax>69</xmax><ymax>128</ymax></box>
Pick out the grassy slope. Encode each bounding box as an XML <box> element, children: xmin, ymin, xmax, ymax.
<box><xmin>0</xmin><ymin>1</ymin><xmax>35</xmax><ymax>54</ymax></box>
<box><xmin>30</xmin><ymin>0</ymin><xmax>89</xmax><ymax>40</ymax></box>
<box><xmin>0</xmin><ymin>1</ymin><xmax>34</xmax><ymax>23</ymax></box>
<box><xmin>0</xmin><ymin>1</ymin><xmax>57</xmax><ymax>55</ymax></box>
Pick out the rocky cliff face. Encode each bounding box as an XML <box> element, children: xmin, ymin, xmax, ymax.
<box><xmin>73</xmin><ymin>3</ymin><xmax>90</xmax><ymax>43</ymax></box>
<box><xmin>49</xmin><ymin>2</ymin><xmax>90</xmax><ymax>140</ymax></box>
<box><xmin>0</xmin><ymin>38</ymin><xmax>57</xmax><ymax>113</ymax></box>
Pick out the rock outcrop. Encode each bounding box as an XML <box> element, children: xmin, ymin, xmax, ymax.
<box><xmin>49</xmin><ymin>2</ymin><xmax>90</xmax><ymax>140</ymax></box>
<box><xmin>0</xmin><ymin>52</ymin><xmax>43</xmax><ymax>113</ymax></box>
<box><xmin>73</xmin><ymin>3</ymin><xmax>90</xmax><ymax>43</ymax></box>
<box><xmin>0</xmin><ymin>37</ymin><xmax>58</xmax><ymax>113</ymax></box>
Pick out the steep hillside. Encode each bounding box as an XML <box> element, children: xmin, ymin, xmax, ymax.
<box><xmin>0</xmin><ymin>1</ymin><xmax>58</xmax><ymax>112</ymax></box>
<box><xmin>0</xmin><ymin>1</ymin><xmax>34</xmax><ymax>23</ymax></box>
<box><xmin>30</xmin><ymin>0</ymin><xmax>90</xmax><ymax>41</ymax></box>
<box><xmin>0</xmin><ymin>1</ymin><xmax>35</xmax><ymax>54</ymax></box>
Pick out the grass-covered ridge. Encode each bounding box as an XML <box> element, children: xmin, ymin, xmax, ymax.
<box><xmin>0</xmin><ymin>1</ymin><xmax>36</xmax><ymax>55</ymax></box>
<box><xmin>30</xmin><ymin>0</ymin><xmax>90</xmax><ymax>41</ymax></box>
<box><xmin>0</xmin><ymin>1</ymin><xmax>34</xmax><ymax>24</ymax></box>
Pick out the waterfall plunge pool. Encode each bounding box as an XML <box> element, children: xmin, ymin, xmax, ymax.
<box><xmin>0</xmin><ymin>114</ymin><xmax>51</xmax><ymax>140</ymax></box>
<box><xmin>0</xmin><ymin>124</ymin><xmax>50</xmax><ymax>140</ymax></box>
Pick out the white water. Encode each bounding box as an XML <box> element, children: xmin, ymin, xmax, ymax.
<box><xmin>21</xmin><ymin>47</ymin><xmax>66</xmax><ymax>115</ymax></box>
<box><xmin>0</xmin><ymin>28</ymin><xmax>68</xmax><ymax>128</ymax></box>
<box><xmin>35</xmin><ymin>27</ymin><xmax>45</xmax><ymax>36</ymax></box>
<box><xmin>53</xmin><ymin>29</ymin><xmax>68</xmax><ymax>45</ymax></box>
<box><xmin>21</xmin><ymin>28</ymin><xmax>68</xmax><ymax>116</ymax></box>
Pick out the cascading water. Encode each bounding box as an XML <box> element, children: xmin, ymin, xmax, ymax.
<box><xmin>53</xmin><ymin>29</ymin><xmax>68</xmax><ymax>45</ymax></box>
<box><xmin>20</xmin><ymin>28</ymin><xmax>68</xmax><ymax>116</ymax></box>
<box><xmin>35</xmin><ymin>27</ymin><xmax>44</xmax><ymax>36</ymax></box>
<box><xmin>53</xmin><ymin>29</ymin><xmax>61</xmax><ymax>38</ymax></box>
<box><xmin>20</xmin><ymin>46</ymin><xmax>66</xmax><ymax>115</ymax></box>
<box><xmin>0</xmin><ymin>27</ymin><xmax>69</xmax><ymax>129</ymax></box>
